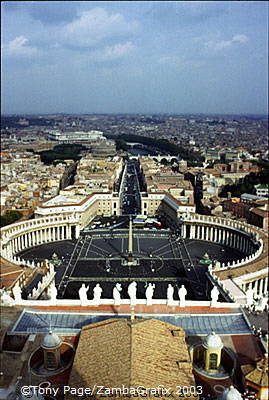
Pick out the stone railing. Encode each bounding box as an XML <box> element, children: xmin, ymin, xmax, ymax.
<box><xmin>7</xmin><ymin>295</ymin><xmax>239</xmax><ymax>309</ymax></box>
<box><xmin>216</xmin><ymin>239</ymin><xmax>263</xmax><ymax>271</ymax></box>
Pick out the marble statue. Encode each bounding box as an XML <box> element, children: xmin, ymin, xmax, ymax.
<box><xmin>49</xmin><ymin>263</ymin><xmax>55</xmax><ymax>275</ymax></box>
<box><xmin>78</xmin><ymin>283</ymin><xmax>89</xmax><ymax>306</ymax></box>
<box><xmin>145</xmin><ymin>283</ymin><xmax>155</xmax><ymax>305</ymax></box>
<box><xmin>93</xmin><ymin>283</ymin><xmax>102</xmax><ymax>305</ymax></box>
<box><xmin>128</xmin><ymin>281</ymin><xmax>137</xmax><ymax>305</ymax></box>
<box><xmin>178</xmin><ymin>284</ymin><xmax>187</xmax><ymax>307</ymax></box>
<box><xmin>214</xmin><ymin>261</ymin><xmax>221</xmax><ymax>271</ymax></box>
<box><xmin>245</xmin><ymin>287</ymin><xmax>255</xmax><ymax>307</ymax></box>
<box><xmin>210</xmin><ymin>285</ymin><xmax>219</xmax><ymax>305</ymax></box>
<box><xmin>113</xmin><ymin>283</ymin><xmax>122</xmax><ymax>306</ymax></box>
<box><xmin>167</xmin><ymin>284</ymin><xmax>174</xmax><ymax>305</ymax></box>
<box><xmin>13</xmin><ymin>282</ymin><xmax>22</xmax><ymax>303</ymax></box>
<box><xmin>254</xmin><ymin>295</ymin><xmax>268</xmax><ymax>312</ymax></box>
<box><xmin>49</xmin><ymin>280</ymin><xmax>58</xmax><ymax>303</ymax></box>
<box><xmin>0</xmin><ymin>289</ymin><xmax>16</xmax><ymax>306</ymax></box>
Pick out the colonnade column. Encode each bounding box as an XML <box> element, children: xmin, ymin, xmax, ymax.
<box><xmin>25</xmin><ymin>233</ymin><xmax>29</xmax><ymax>248</ymax></box>
<box><xmin>239</xmin><ymin>236</ymin><xmax>243</xmax><ymax>252</ymax></box>
<box><xmin>226</xmin><ymin>231</ymin><xmax>230</xmax><ymax>246</ymax></box>
<box><xmin>27</xmin><ymin>233</ymin><xmax>31</xmax><ymax>247</ymax></box>
<box><xmin>262</xmin><ymin>278</ymin><xmax>267</xmax><ymax>294</ymax></box>
<box><xmin>253</xmin><ymin>280</ymin><xmax>259</xmax><ymax>296</ymax></box>
<box><xmin>243</xmin><ymin>238</ymin><xmax>247</xmax><ymax>253</ymax></box>
<box><xmin>20</xmin><ymin>236</ymin><xmax>24</xmax><ymax>250</ymax></box>
<box><xmin>16</xmin><ymin>237</ymin><xmax>20</xmax><ymax>252</ymax></box>
<box><xmin>258</xmin><ymin>279</ymin><xmax>264</xmax><ymax>295</ymax></box>
<box><xmin>31</xmin><ymin>231</ymin><xmax>34</xmax><ymax>247</ymax></box>
<box><xmin>241</xmin><ymin>283</ymin><xmax>246</xmax><ymax>293</ymax></box>
<box><xmin>247</xmin><ymin>240</ymin><xmax>250</xmax><ymax>255</ymax></box>
<box><xmin>213</xmin><ymin>228</ymin><xmax>217</xmax><ymax>242</ymax></box>
<box><xmin>30</xmin><ymin>232</ymin><xmax>33</xmax><ymax>247</ymax></box>
<box><xmin>209</xmin><ymin>227</ymin><xmax>213</xmax><ymax>241</ymax></box>
<box><xmin>32</xmin><ymin>231</ymin><xmax>35</xmax><ymax>246</ymax></box>
<box><xmin>181</xmin><ymin>224</ymin><xmax>186</xmax><ymax>239</ymax></box>
<box><xmin>13</xmin><ymin>238</ymin><xmax>17</xmax><ymax>253</ymax></box>
<box><xmin>75</xmin><ymin>225</ymin><xmax>80</xmax><ymax>239</ymax></box>
<box><xmin>39</xmin><ymin>230</ymin><xmax>43</xmax><ymax>244</ymax></box>
<box><xmin>17</xmin><ymin>236</ymin><xmax>21</xmax><ymax>252</ymax></box>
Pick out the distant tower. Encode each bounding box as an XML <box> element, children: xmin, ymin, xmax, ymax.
<box><xmin>203</xmin><ymin>331</ymin><xmax>223</xmax><ymax>372</ymax></box>
<box><xmin>41</xmin><ymin>331</ymin><xmax>62</xmax><ymax>370</ymax></box>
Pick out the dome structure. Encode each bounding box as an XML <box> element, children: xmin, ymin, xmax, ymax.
<box><xmin>7</xmin><ymin>391</ymin><xmax>44</xmax><ymax>400</ymax></box>
<box><xmin>220</xmin><ymin>386</ymin><xmax>242</xmax><ymax>400</ymax></box>
<box><xmin>41</xmin><ymin>331</ymin><xmax>61</xmax><ymax>349</ymax></box>
<box><xmin>203</xmin><ymin>331</ymin><xmax>223</xmax><ymax>350</ymax></box>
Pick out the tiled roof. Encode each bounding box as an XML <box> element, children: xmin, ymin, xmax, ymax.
<box><xmin>67</xmin><ymin>318</ymin><xmax>196</xmax><ymax>399</ymax></box>
<box><xmin>0</xmin><ymin>258</ymin><xmax>33</xmax><ymax>290</ymax></box>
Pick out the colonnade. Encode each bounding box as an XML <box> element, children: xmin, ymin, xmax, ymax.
<box><xmin>180</xmin><ymin>214</ymin><xmax>267</xmax><ymax>298</ymax></box>
<box><xmin>241</xmin><ymin>276</ymin><xmax>268</xmax><ymax>297</ymax></box>
<box><xmin>0</xmin><ymin>215</ymin><xmax>80</xmax><ymax>267</ymax></box>
<box><xmin>182</xmin><ymin>223</ymin><xmax>256</xmax><ymax>255</ymax></box>
<box><xmin>2</xmin><ymin>225</ymin><xmax>73</xmax><ymax>259</ymax></box>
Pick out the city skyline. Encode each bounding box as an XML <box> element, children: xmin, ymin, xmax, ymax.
<box><xmin>2</xmin><ymin>1</ymin><xmax>268</xmax><ymax>115</ymax></box>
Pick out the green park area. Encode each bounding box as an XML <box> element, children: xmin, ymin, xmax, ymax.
<box><xmin>38</xmin><ymin>144</ymin><xmax>86</xmax><ymax>164</ymax></box>
<box><xmin>0</xmin><ymin>210</ymin><xmax>23</xmax><ymax>227</ymax></box>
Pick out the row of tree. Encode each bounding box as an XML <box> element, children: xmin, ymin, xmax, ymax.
<box><xmin>108</xmin><ymin>133</ymin><xmax>204</xmax><ymax>164</ymax></box>
<box><xmin>38</xmin><ymin>144</ymin><xmax>86</xmax><ymax>164</ymax></box>
<box><xmin>0</xmin><ymin>210</ymin><xmax>23</xmax><ymax>227</ymax></box>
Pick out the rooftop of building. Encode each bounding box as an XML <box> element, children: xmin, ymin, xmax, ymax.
<box><xmin>67</xmin><ymin>318</ymin><xmax>196</xmax><ymax>399</ymax></box>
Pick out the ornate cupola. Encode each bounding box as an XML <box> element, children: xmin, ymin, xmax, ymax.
<box><xmin>41</xmin><ymin>331</ymin><xmax>62</xmax><ymax>370</ymax></box>
<box><xmin>203</xmin><ymin>331</ymin><xmax>223</xmax><ymax>372</ymax></box>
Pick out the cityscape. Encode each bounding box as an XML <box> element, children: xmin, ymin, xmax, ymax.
<box><xmin>1</xmin><ymin>2</ymin><xmax>268</xmax><ymax>400</ymax></box>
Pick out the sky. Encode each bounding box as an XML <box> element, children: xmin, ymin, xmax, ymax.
<box><xmin>1</xmin><ymin>1</ymin><xmax>268</xmax><ymax>115</ymax></box>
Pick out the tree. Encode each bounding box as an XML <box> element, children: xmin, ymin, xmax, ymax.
<box><xmin>0</xmin><ymin>210</ymin><xmax>23</xmax><ymax>227</ymax></box>
<box><xmin>115</xmin><ymin>139</ymin><xmax>128</xmax><ymax>151</ymax></box>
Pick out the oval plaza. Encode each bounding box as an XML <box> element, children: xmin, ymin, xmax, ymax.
<box><xmin>0</xmin><ymin>157</ymin><xmax>268</xmax><ymax>400</ymax></box>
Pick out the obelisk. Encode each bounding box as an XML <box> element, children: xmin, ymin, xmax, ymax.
<box><xmin>128</xmin><ymin>216</ymin><xmax>133</xmax><ymax>262</ymax></box>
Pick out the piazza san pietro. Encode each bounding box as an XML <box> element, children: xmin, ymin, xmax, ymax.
<box><xmin>1</xmin><ymin>2</ymin><xmax>268</xmax><ymax>400</ymax></box>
